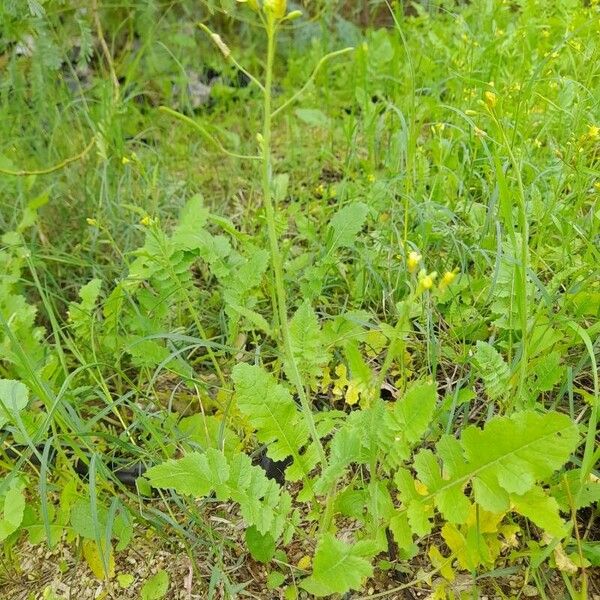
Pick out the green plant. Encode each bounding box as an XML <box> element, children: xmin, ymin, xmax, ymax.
<box><xmin>1</xmin><ymin>1</ymin><xmax>599</xmax><ymax>597</ymax></box>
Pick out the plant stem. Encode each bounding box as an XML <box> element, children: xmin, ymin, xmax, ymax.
<box><xmin>261</xmin><ymin>21</ymin><xmax>325</xmax><ymax>465</ymax></box>
<box><xmin>493</xmin><ymin>114</ymin><xmax>529</xmax><ymax>406</ymax></box>
<box><xmin>375</xmin><ymin>298</ymin><xmax>411</xmax><ymax>391</ymax></box>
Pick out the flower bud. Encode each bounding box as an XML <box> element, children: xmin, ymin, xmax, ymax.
<box><xmin>407</xmin><ymin>251</ymin><xmax>422</xmax><ymax>273</ymax></box>
<box><xmin>236</xmin><ymin>0</ymin><xmax>260</xmax><ymax>10</ymax></box>
<box><xmin>484</xmin><ymin>90</ymin><xmax>497</xmax><ymax>109</ymax></box>
<box><xmin>264</xmin><ymin>0</ymin><xmax>286</xmax><ymax>19</ymax></box>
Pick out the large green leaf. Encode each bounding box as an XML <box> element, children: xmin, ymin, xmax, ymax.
<box><xmin>327</xmin><ymin>202</ymin><xmax>369</xmax><ymax>250</ymax></box>
<box><xmin>145</xmin><ymin>449</ymin><xmax>291</xmax><ymax>538</ymax></box>
<box><xmin>401</xmin><ymin>411</ymin><xmax>579</xmax><ymax>537</ymax></box>
<box><xmin>232</xmin><ymin>363</ymin><xmax>320</xmax><ymax>482</ymax></box>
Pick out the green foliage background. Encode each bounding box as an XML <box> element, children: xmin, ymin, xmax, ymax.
<box><xmin>0</xmin><ymin>0</ymin><xmax>599</xmax><ymax>597</ymax></box>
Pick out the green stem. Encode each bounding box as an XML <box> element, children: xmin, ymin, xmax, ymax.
<box><xmin>375</xmin><ymin>298</ymin><xmax>411</xmax><ymax>391</ymax></box>
<box><xmin>261</xmin><ymin>21</ymin><xmax>325</xmax><ymax>465</ymax></box>
<box><xmin>493</xmin><ymin>113</ymin><xmax>529</xmax><ymax>406</ymax></box>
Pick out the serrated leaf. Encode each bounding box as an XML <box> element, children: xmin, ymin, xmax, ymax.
<box><xmin>144</xmin><ymin>450</ymin><xmax>228</xmax><ymax>498</ymax></box>
<box><xmin>511</xmin><ymin>487</ymin><xmax>566</xmax><ymax>538</ymax></box>
<box><xmin>327</xmin><ymin>202</ymin><xmax>369</xmax><ymax>250</ymax></box>
<box><xmin>473</xmin><ymin>341</ymin><xmax>510</xmax><ymax>401</ymax></box>
<box><xmin>295</xmin><ymin>108</ymin><xmax>330</xmax><ymax>127</ymax></box>
<box><xmin>68</xmin><ymin>278</ymin><xmax>102</xmax><ymax>332</ymax></box>
<box><xmin>69</xmin><ymin>500</ymin><xmax>131</xmax><ymax>549</ymax></box>
<box><xmin>285</xmin><ymin>301</ymin><xmax>330</xmax><ymax>386</ymax></box>
<box><xmin>389</xmin><ymin>510</ymin><xmax>414</xmax><ymax>550</ymax></box>
<box><xmin>551</xmin><ymin>470</ymin><xmax>600</xmax><ymax>511</ymax></box>
<box><xmin>178</xmin><ymin>414</ymin><xmax>240</xmax><ymax>457</ymax></box>
<box><xmin>393</xmin><ymin>381</ymin><xmax>437</xmax><ymax>444</ymax></box>
<box><xmin>400</xmin><ymin>411</ymin><xmax>578</xmax><ymax>537</ymax></box>
<box><xmin>300</xmin><ymin>534</ymin><xmax>376</xmax><ymax>596</ymax></box>
<box><xmin>146</xmin><ymin>449</ymin><xmax>291</xmax><ymax>538</ymax></box>
<box><xmin>530</xmin><ymin>351</ymin><xmax>564</xmax><ymax>393</ymax></box>
<box><xmin>0</xmin><ymin>482</ymin><xmax>26</xmax><ymax>541</ymax></box>
<box><xmin>227</xmin><ymin>303</ymin><xmax>272</xmax><ymax>335</ymax></box>
<box><xmin>232</xmin><ymin>363</ymin><xmax>319</xmax><ymax>482</ymax></box>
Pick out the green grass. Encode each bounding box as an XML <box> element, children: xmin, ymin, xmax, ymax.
<box><xmin>1</xmin><ymin>1</ymin><xmax>599</xmax><ymax>598</ymax></box>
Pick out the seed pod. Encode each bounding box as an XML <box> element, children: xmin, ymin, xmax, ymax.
<box><xmin>211</xmin><ymin>33</ymin><xmax>231</xmax><ymax>58</ymax></box>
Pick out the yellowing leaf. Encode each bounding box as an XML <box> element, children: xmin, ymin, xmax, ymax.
<box><xmin>554</xmin><ymin>543</ymin><xmax>579</xmax><ymax>574</ymax></box>
<box><xmin>345</xmin><ymin>380</ymin><xmax>360</xmax><ymax>406</ymax></box>
<box><xmin>465</xmin><ymin>506</ymin><xmax>504</xmax><ymax>533</ymax></box>
<box><xmin>499</xmin><ymin>523</ymin><xmax>520</xmax><ymax>547</ymax></box>
<box><xmin>82</xmin><ymin>539</ymin><xmax>115</xmax><ymax>580</ymax></box>
<box><xmin>236</xmin><ymin>0</ymin><xmax>259</xmax><ymax>11</ymax></box>
<box><xmin>428</xmin><ymin>545</ymin><xmax>455</xmax><ymax>582</ymax></box>
<box><xmin>414</xmin><ymin>480</ymin><xmax>429</xmax><ymax>496</ymax></box>
<box><xmin>332</xmin><ymin>364</ymin><xmax>349</xmax><ymax>396</ymax></box>
<box><xmin>297</xmin><ymin>555</ymin><xmax>311</xmax><ymax>570</ymax></box>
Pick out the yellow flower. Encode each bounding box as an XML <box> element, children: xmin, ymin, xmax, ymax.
<box><xmin>367</xmin><ymin>173</ymin><xmax>375</xmax><ymax>183</ymax></box>
<box><xmin>264</xmin><ymin>0</ymin><xmax>286</xmax><ymax>18</ymax></box>
<box><xmin>121</xmin><ymin>156</ymin><xmax>131</xmax><ymax>165</ymax></box>
<box><xmin>441</xmin><ymin>270</ymin><xmax>457</xmax><ymax>287</ymax></box>
<box><xmin>407</xmin><ymin>250</ymin><xmax>422</xmax><ymax>273</ymax></box>
<box><xmin>418</xmin><ymin>270</ymin><xmax>437</xmax><ymax>291</ymax></box>
<box><xmin>431</xmin><ymin>122</ymin><xmax>445</xmax><ymax>135</ymax></box>
<box><xmin>140</xmin><ymin>215</ymin><xmax>153</xmax><ymax>226</ymax></box>
<box><xmin>587</xmin><ymin>125</ymin><xmax>600</xmax><ymax>140</ymax></box>
<box><xmin>484</xmin><ymin>91</ymin><xmax>497</xmax><ymax>109</ymax></box>
<box><xmin>533</xmin><ymin>138</ymin><xmax>542</xmax><ymax>148</ymax></box>
<box><xmin>86</xmin><ymin>218</ymin><xmax>97</xmax><ymax>226</ymax></box>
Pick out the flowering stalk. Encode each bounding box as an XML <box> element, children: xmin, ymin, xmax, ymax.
<box><xmin>259</xmin><ymin>11</ymin><xmax>325</xmax><ymax>466</ymax></box>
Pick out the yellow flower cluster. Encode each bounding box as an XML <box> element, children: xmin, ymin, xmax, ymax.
<box><xmin>406</xmin><ymin>249</ymin><xmax>458</xmax><ymax>293</ymax></box>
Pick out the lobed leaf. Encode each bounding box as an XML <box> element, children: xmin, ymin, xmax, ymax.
<box><xmin>300</xmin><ymin>534</ymin><xmax>376</xmax><ymax>596</ymax></box>
<box><xmin>145</xmin><ymin>449</ymin><xmax>291</xmax><ymax>538</ymax></box>
<box><xmin>232</xmin><ymin>363</ymin><xmax>319</xmax><ymax>482</ymax></box>
<box><xmin>401</xmin><ymin>410</ymin><xmax>579</xmax><ymax>537</ymax></box>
